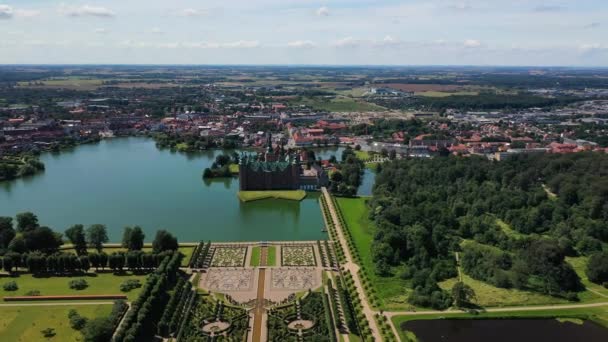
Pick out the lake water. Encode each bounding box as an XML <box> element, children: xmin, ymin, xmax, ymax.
<box><xmin>0</xmin><ymin>138</ymin><xmax>331</xmax><ymax>242</ymax></box>
<box><xmin>401</xmin><ymin>318</ymin><xmax>608</xmax><ymax>342</ymax></box>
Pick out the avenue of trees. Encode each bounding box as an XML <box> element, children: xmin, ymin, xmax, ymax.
<box><xmin>0</xmin><ymin>212</ymin><xmax>180</xmax><ymax>275</ymax></box>
<box><xmin>369</xmin><ymin>152</ymin><xmax>608</xmax><ymax>308</ymax></box>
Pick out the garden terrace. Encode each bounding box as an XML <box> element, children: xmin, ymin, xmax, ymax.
<box><xmin>281</xmin><ymin>245</ymin><xmax>317</xmax><ymax>267</ymax></box>
<box><xmin>210</xmin><ymin>246</ymin><xmax>247</xmax><ymax>267</ymax></box>
<box><xmin>178</xmin><ymin>294</ymin><xmax>250</xmax><ymax>341</ymax></box>
<box><xmin>267</xmin><ymin>291</ymin><xmax>335</xmax><ymax>342</ymax></box>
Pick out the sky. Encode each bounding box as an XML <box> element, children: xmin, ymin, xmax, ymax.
<box><xmin>0</xmin><ymin>0</ymin><xmax>607</xmax><ymax>66</ymax></box>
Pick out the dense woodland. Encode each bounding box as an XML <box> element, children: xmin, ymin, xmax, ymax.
<box><xmin>369</xmin><ymin>152</ymin><xmax>608</xmax><ymax>308</ymax></box>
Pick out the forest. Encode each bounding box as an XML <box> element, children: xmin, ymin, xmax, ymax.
<box><xmin>368</xmin><ymin>152</ymin><xmax>608</xmax><ymax>309</ymax></box>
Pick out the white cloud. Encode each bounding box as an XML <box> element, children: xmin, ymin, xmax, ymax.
<box><xmin>94</xmin><ymin>28</ymin><xmax>108</xmax><ymax>34</ymax></box>
<box><xmin>333</xmin><ymin>37</ymin><xmax>361</xmax><ymax>48</ymax></box>
<box><xmin>178</xmin><ymin>8</ymin><xmax>207</xmax><ymax>17</ymax></box>
<box><xmin>150</xmin><ymin>28</ymin><xmax>164</xmax><ymax>34</ymax></box>
<box><xmin>287</xmin><ymin>40</ymin><xmax>316</xmax><ymax>48</ymax></box>
<box><xmin>222</xmin><ymin>40</ymin><xmax>260</xmax><ymax>48</ymax></box>
<box><xmin>60</xmin><ymin>4</ymin><xmax>115</xmax><ymax>18</ymax></box>
<box><xmin>0</xmin><ymin>5</ymin><xmax>13</xmax><ymax>19</ymax></box>
<box><xmin>580</xmin><ymin>43</ymin><xmax>602</xmax><ymax>51</ymax></box>
<box><xmin>464</xmin><ymin>39</ymin><xmax>481</xmax><ymax>48</ymax></box>
<box><xmin>316</xmin><ymin>6</ymin><xmax>329</xmax><ymax>17</ymax></box>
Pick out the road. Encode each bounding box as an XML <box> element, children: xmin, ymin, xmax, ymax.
<box><xmin>322</xmin><ymin>188</ymin><xmax>381</xmax><ymax>341</ymax></box>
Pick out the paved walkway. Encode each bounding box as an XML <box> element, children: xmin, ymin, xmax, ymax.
<box><xmin>384</xmin><ymin>301</ymin><xmax>608</xmax><ymax>318</ymax></box>
<box><xmin>322</xmin><ymin>188</ymin><xmax>381</xmax><ymax>341</ymax></box>
<box><xmin>0</xmin><ymin>302</ymin><xmax>115</xmax><ymax>307</ymax></box>
<box><xmin>252</xmin><ymin>247</ymin><xmax>268</xmax><ymax>342</ymax></box>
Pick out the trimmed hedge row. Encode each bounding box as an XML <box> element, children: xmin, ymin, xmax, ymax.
<box><xmin>189</xmin><ymin>241</ymin><xmax>211</xmax><ymax>268</ymax></box>
<box><xmin>113</xmin><ymin>251</ymin><xmax>183</xmax><ymax>342</ymax></box>
<box><xmin>3</xmin><ymin>294</ymin><xmax>127</xmax><ymax>301</ymax></box>
<box><xmin>157</xmin><ymin>276</ymin><xmax>193</xmax><ymax>337</ymax></box>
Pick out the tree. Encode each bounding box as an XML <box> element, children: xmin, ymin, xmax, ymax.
<box><xmin>152</xmin><ymin>230</ymin><xmax>178</xmax><ymax>253</ymax></box>
<box><xmin>586</xmin><ymin>252</ymin><xmax>608</xmax><ymax>284</ymax></box>
<box><xmin>65</xmin><ymin>224</ymin><xmax>87</xmax><ymax>255</ymax></box>
<box><xmin>8</xmin><ymin>235</ymin><xmax>26</xmax><ymax>253</ymax></box>
<box><xmin>23</xmin><ymin>227</ymin><xmax>62</xmax><ymax>253</ymax></box>
<box><xmin>122</xmin><ymin>226</ymin><xmax>145</xmax><ymax>251</ymax></box>
<box><xmin>82</xmin><ymin>317</ymin><xmax>114</xmax><ymax>342</ymax></box>
<box><xmin>451</xmin><ymin>281</ymin><xmax>476</xmax><ymax>307</ymax></box>
<box><xmin>0</xmin><ymin>217</ymin><xmax>15</xmax><ymax>250</ymax></box>
<box><xmin>86</xmin><ymin>225</ymin><xmax>108</xmax><ymax>252</ymax></box>
<box><xmin>16</xmin><ymin>212</ymin><xmax>39</xmax><ymax>232</ymax></box>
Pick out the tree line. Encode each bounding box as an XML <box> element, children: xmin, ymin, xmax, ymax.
<box><xmin>368</xmin><ymin>152</ymin><xmax>608</xmax><ymax>308</ymax></box>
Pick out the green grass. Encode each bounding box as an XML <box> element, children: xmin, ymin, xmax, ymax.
<box><xmin>250</xmin><ymin>247</ymin><xmax>261</xmax><ymax>267</ymax></box>
<box><xmin>336</xmin><ymin>197</ymin><xmax>413</xmax><ymax>310</ymax></box>
<box><xmin>237</xmin><ymin>190</ymin><xmax>307</xmax><ymax>202</ymax></box>
<box><xmin>567</xmin><ymin>256</ymin><xmax>608</xmax><ymax>297</ymax></box>
<box><xmin>0</xmin><ymin>272</ymin><xmax>147</xmax><ymax>301</ymax></box>
<box><xmin>0</xmin><ymin>304</ymin><xmax>112</xmax><ymax>342</ymax></box>
<box><xmin>267</xmin><ymin>246</ymin><xmax>276</xmax><ymax>266</ymax></box>
<box><xmin>392</xmin><ymin>305</ymin><xmax>608</xmax><ymax>342</ymax></box>
<box><xmin>250</xmin><ymin>246</ymin><xmax>276</xmax><ymax>266</ymax></box>
<box><xmin>438</xmin><ymin>274</ymin><xmax>571</xmax><ymax>307</ymax></box>
<box><xmin>229</xmin><ymin>164</ymin><xmax>239</xmax><ymax>174</ymax></box>
<box><xmin>495</xmin><ymin>219</ymin><xmax>527</xmax><ymax>239</ymax></box>
<box><xmin>354</xmin><ymin>150</ymin><xmax>372</xmax><ymax>161</ymax></box>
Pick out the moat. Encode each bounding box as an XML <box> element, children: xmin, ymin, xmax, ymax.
<box><xmin>0</xmin><ymin>138</ymin><xmax>367</xmax><ymax>242</ymax></box>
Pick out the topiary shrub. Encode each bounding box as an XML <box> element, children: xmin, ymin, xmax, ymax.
<box><xmin>26</xmin><ymin>290</ymin><xmax>41</xmax><ymax>296</ymax></box>
<box><xmin>69</xmin><ymin>279</ymin><xmax>89</xmax><ymax>290</ymax></box>
<box><xmin>120</xmin><ymin>279</ymin><xmax>142</xmax><ymax>292</ymax></box>
<box><xmin>3</xmin><ymin>281</ymin><xmax>18</xmax><ymax>291</ymax></box>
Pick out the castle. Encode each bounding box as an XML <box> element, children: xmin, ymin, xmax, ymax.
<box><xmin>239</xmin><ymin>134</ymin><xmax>329</xmax><ymax>191</ymax></box>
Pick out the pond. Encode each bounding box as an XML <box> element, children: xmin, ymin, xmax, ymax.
<box><xmin>0</xmin><ymin>138</ymin><xmax>329</xmax><ymax>242</ymax></box>
<box><xmin>401</xmin><ymin>318</ymin><xmax>608</xmax><ymax>342</ymax></box>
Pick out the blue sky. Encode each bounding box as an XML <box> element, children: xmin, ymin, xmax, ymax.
<box><xmin>0</xmin><ymin>0</ymin><xmax>607</xmax><ymax>65</ymax></box>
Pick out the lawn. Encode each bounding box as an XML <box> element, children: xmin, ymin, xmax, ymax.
<box><xmin>0</xmin><ymin>304</ymin><xmax>112</xmax><ymax>342</ymax></box>
<box><xmin>250</xmin><ymin>247</ymin><xmax>261</xmax><ymax>267</ymax></box>
<box><xmin>0</xmin><ymin>272</ymin><xmax>147</xmax><ymax>301</ymax></box>
<box><xmin>354</xmin><ymin>150</ymin><xmax>372</xmax><ymax>161</ymax></box>
<box><xmin>495</xmin><ymin>219</ymin><xmax>527</xmax><ymax>239</ymax></box>
<box><xmin>250</xmin><ymin>246</ymin><xmax>276</xmax><ymax>267</ymax></box>
<box><xmin>267</xmin><ymin>246</ymin><xmax>276</xmax><ymax>266</ymax></box>
<box><xmin>229</xmin><ymin>163</ymin><xmax>239</xmax><ymax>174</ymax></box>
<box><xmin>392</xmin><ymin>305</ymin><xmax>608</xmax><ymax>342</ymax></box>
<box><xmin>438</xmin><ymin>274</ymin><xmax>571</xmax><ymax>307</ymax></box>
<box><xmin>567</xmin><ymin>256</ymin><xmax>608</xmax><ymax>297</ymax></box>
<box><xmin>237</xmin><ymin>190</ymin><xmax>307</xmax><ymax>202</ymax></box>
<box><xmin>335</xmin><ymin>197</ymin><xmax>413</xmax><ymax>310</ymax></box>
<box><xmin>416</xmin><ymin>91</ymin><xmax>479</xmax><ymax>97</ymax></box>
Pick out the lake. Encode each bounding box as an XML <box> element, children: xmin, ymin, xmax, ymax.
<box><xmin>401</xmin><ymin>318</ymin><xmax>608</xmax><ymax>342</ymax></box>
<box><xmin>0</xmin><ymin>138</ymin><xmax>334</xmax><ymax>242</ymax></box>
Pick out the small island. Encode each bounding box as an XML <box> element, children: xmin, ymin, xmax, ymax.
<box><xmin>237</xmin><ymin>190</ymin><xmax>307</xmax><ymax>202</ymax></box>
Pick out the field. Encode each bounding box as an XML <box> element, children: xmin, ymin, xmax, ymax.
<box><xmin>416</xmin><ymin>91</ymin><xmax>479</xmax><ymax>97</ymax></box>
<box><xmin>17</xmin><ymin>77</ymin><xmax>104</xmax><ymax>90</ymax></box>
<box><xmin>237</xmin><ymin>190</ymin><xmax>307</xmax><ymax>202</ymax></box>
<box><xmin>567</xmin><ymin>256</ymin><xmax>608</xmax><ymax>298</ymax></box>
<box><xmin>354</xmin><ymin>150</ymin><xmax>372</xmax><ymax>161</ymax></box>
<box><xmin>290</xmin><ymin>96</ymin><xmax>386</xmax><ymax>112</ymax></box>
<box><xmin>0</xmin><ymin>272</ymin><xmax>147</xmax><ymax>301</ymax></box>
<box><xmin>229</xmin><ymin>164</ymin><xmax>240</xmax><ymax>174</ymax></box>
<box><xmin>383</xmin><ymin>83</ymin><xmax>463</xmax><ymax>92</ymax></box>
<box><xmin>392</xmin><ymin>306</ymin><xmax>608</xmax><ymax>342</ymax></box>
<box><xmin>335</xmin><ymin>197</ymin><xmax>413</xmax><ymax>310</ymax></box>
<box><xmin>438</xmin><ymin>274</ymin><xmax>571</xmax><ymax>307</ymax></box>
<box><xmin>0</xmin><ymin>304</ymin><xmax>112</xmax><ymax>342</ymax></box>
